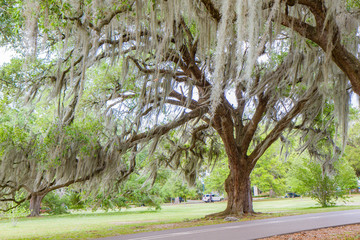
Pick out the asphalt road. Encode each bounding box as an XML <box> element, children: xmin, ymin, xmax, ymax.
<box><xmin>94</xmin><ymin>209</ymin><xmax>360</xmax><ymax>240</ymax></box>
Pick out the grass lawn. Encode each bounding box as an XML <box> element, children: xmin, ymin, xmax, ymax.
<box><xmin>1</xmin><ymin>195</ymin><xmax>360</xmax><ymax>240</ymax></box>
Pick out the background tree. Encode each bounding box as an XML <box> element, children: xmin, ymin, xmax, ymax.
<box><xmin>41</xmin><ymin>190</ymin><xmax>70</xmax><ymax>215</ymax></box>
<box><xmin>287</xmin><ymin>156</ymin><xmax>357</xmax><ymax>207</ymax></box>
<box><xmin>251</xmin><ymin>141</ymin><xmax>288</xmax><ymax>197</ymax></box>
<box><xmin>159</xmin><ymin>171</ymin><xmax>201</xmax><ymax>203</ymax></box>
<box><xmin>85</xmin><ymin>173</ymin><xmax>163</xmax><ymax>211</ymax></box>
<box><xmin>345</xmin><ymin>119</ymin><xmax>360</xmax><ymax>177</ymax></box>
<box><xmin>204</xmin><ymin>157</ymin><xmax>229</xmax><ymax>197</ymax></box>
<box><xmin>287</xmin><ymin>102</ymin><xmax>358</xmax><ymax>207</ymax></box>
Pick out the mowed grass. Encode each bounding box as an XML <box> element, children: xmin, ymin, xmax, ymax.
<box><xmin>1</xmin><ymin>195</ymin><xmax>360</xmax><ymax>240</ymax></box>
<box><xmin>254</xmin><ymin>194</ymin><xmax>360</xmax><ymax>213</ymax></box>
<box><xmin>0</xmin><ymin>203</ymin><xmax>225</xmax><ymax>240</ymax></box>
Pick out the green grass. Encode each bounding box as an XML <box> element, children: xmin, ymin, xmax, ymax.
<box><xmin>0</xmin><ymin>203</ymin><xmax>226</xmax><ymax>240</ymax></box>
<box><xmin>254</xmin><ymin>195</ymin><xmax>360</xmax><ymax>213</ymax></box>
<box><xmin>1</xmin><ymin>195</ymin><xmax>360</xmax><ymax>240</ymax></box>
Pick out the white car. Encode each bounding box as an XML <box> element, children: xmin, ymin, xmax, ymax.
<box><xmin>202</xmin><ymin>194</ymin><xmax>223</xmax><ymax>202</ymax></box>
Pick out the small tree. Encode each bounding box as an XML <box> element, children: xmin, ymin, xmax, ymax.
<box><xmin>41</xmin><ymin>191</ymin><xmax>69</xmax><ymax>215</ymax></box>
<box><xmin>287</xmin><ymin>157</ymin><xmax>357</xmax><ymax>207</ymax></box>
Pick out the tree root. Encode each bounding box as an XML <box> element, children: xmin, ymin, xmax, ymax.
<box><xmin>27</xmin><ymin>213</ymin><xmax>42</xmax><ymax>218</ymax></box>
<box><xmin>205</xmin><ymin>210</ymin><xmax>230</xmax><ymax>218</ymax></box>
<box><xmin>205</xmin><ymin>209</ymin><xmax>258</xmax><ymax>219</ymax></box>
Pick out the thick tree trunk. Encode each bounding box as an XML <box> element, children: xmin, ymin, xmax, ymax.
<box><xmin>223</xmin><ymin>170</ymin><xmax>253</xmax><ymax>215</ymax></box>
<box><xmin>206</xmin><ymin>104</ymin><xmax>257</xmax><ymax>217</ymax></box>
<box><xmin>28</xmin><ymin>193</ymin><xmax>45</xmax><ymax>217</ymax></box>
<box><xmin>210</xmin><ymin>114</ymin><xmax>254</xmax><ymax>216</ymax></box>
<box><xmin>207</xmin><ymin>161</ymin><xmax>253</xmax><ymax>217</ymax></box>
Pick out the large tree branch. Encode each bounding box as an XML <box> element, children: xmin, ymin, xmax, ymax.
<box><xmin>248</xmin><ymin>87</ymin><xmax>319</xmax><ymax>167</ymax></box>
<box><xmin>169</xmin><ymin>90</ymin><xmax>201</xmax><ymax>109</ymax></box>
<box><xmin>281</xmin><ymin>9</ymin><xmax>360</xmax><ymax>96</ymax></box>
<box><xmin>296</xmin><ymin>0</ymin><xmax>326</xmax><ymax>21</ymax></box>
<box><xmin>240</xmin><ymin>94</ymin><xmax>269</xmax><ymax>153</ymax></box>
<box><xmin>200</xmin><ymin>0</ymin><xmax>221</xmax><ymax>22</ymax></box>
<box><xmin>38</xmin><ymin>164</ymin><xmax>106</xmax><ymax>195</ymax></box>
<box><xmin>85</xmin><ymin>2</ymin><xmax>135</xmax><ymax>33</ymax></box>
<box><xmin>128</xmin><ymin>56</ymin><xmax>189</xmax><ymax>84</ymax></box>
<box><xmin>124</xmin><ymin>106</ymin><xmax>208</xmax><ymax>147</ymax></box>
<box><xmin>0</xmin><ymin>197</ymin><xmax>27</xmax><ymax>213</ymax></box>
<box><xmin>281</xmin><ymin>14</ymin><xmax>320</xmax><ymax>43</ymax></box>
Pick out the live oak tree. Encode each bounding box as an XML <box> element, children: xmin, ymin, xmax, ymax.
<box><xmin>0</xmin><ymin>0</ymin><xmax>357</xmax><ymax>216</ymax></box>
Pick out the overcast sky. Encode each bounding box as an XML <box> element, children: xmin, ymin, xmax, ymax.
<box><xmin>0</xmin><ymin>47</ymin><xmax>14</xmax><ymax>65</ymax></box>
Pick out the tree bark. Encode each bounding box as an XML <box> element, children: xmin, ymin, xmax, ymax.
<box><xmin>207</xmin><ymin>155</ymin><xmax>254</xmax><ymax>217</ymax></box>
<box><xmin>28</xmin><ymin>193</ymin><xmax>45</xmax><ymax>217</ymax></box>
<box><xmin>209</xmin><ymin>111</ymin><xmax>255</xmax><ymax>217</ymax></box>
<box><xmin>224</xmin><ymin>169</ymin><xmax>253</xmax><ymax>215</ymax></box>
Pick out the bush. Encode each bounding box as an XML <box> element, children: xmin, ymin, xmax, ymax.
<box><xmin>68</xmin><ymin>191</ymin><xmax>86</xmax><ymax>210</ymax></box>
<box><xmin>287</xmin><ymin>158</ymin><xmax>358</xmax><ymax>207</ymax></box>
<box><xmin>42</xmin><ymin>191</ymin><xmax>69</xmax><ymax>215</ymax></box>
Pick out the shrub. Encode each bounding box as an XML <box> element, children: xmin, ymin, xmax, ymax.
<box><xmin>287</xmin><ymin>158</ymin><xmax>358</xmax><ymax>207</ymax></box>
<box><xmin>42</xmin><ymin>191</ymin><xmax>69</xmax><ymax>215</ymax></box>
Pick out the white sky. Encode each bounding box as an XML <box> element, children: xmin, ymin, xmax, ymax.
<box><xmin>0</xmin><ymin>47</ymin><xmax>15</xmax><ymax>65</ymax></box>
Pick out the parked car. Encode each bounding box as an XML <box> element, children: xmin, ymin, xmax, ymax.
<box><xmin>285</xmin><ymin>192</ymin><xmax>301</xmax><ymax>198</ymax></box>
<box><xmin>202</xmin><ymin>194</ymin><xmax>223</xmax><ymax>202</ymax></box>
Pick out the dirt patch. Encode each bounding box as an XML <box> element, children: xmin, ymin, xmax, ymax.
<box><xmin>260</xmin><ymin>224</ymin><xmax>360</xmax><ymax>239</ymax></box>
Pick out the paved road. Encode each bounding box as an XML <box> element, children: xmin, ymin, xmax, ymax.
<box><xmin>94</xmin><ymin>209</ymin><xmax>360</xmax><ymax>240</ymax></box>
